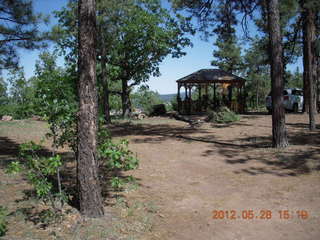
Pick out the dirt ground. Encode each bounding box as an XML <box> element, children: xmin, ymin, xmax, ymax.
<box><xmin>1</xmin><ymin>113</ymin><xmax>320</xmax><ymax>240</ymax></box>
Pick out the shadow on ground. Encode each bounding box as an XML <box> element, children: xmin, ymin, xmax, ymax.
<box><xmin>109</xmin><ymin>119</ymin><xmax>320</xmax><ymax>177</ymax></box>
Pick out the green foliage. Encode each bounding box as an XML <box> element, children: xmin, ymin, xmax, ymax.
<box><xmin>54</xmin><ymin>0</ymin><xmax>192</xmax><ymax>117</ymax></box>
<box><xmin>0</xmin><ymin>0</ymin><xmax>48</xmax><ymax>70</ymax></box>
<box><xmin>110</xmin><ymin>176</ymin><xmax>138</xmax><ymax>191</ymax></box>
<box><xmin>98</xmin><ymin>128</ymin><xmax>139</xmax><ymax>171</ymax></box>
<box><xmin>34</xmin><ymin>51</ymin><xmax>78</xmax><ymax>151</ymax></box>
<box><xmin>0</xmin><ymin>206</ymin><xmax>7</xmax><ymax>237</ymax></box>
<box><xmin>7</xmin><ymin>142</ymin><xmax>66</xmax><ymax>210</ymax></box>
<box><xmin>210</xmin><ymin>1</ymin><xmax>243</xmax><ymax>73</ymax></box>
<box><xmin>131</xmin><ymin>86</ymin><xmax>163</xmax><ymax>114</ymax></box>
<box><xmin>110</xmin><ymin>177</ymin><xmax>126</xmax><ymax>190</ymax></box>
<box><xmin>0</xmin><ymin>78</ymin><xmax>8</xmax><ymax>106</ymax></box>
<box><xmin>242</xmin><ymin>37</ymin><xmax>271</xmax><ymax>109</ymax></box>
<box><xmin>286</xmin><ymin>67</ymin><xmax>303</xmax><ymax>88</ymax></box>
<box><xmin>2</xmin><ymin>67</ymin><xmax>36</xmax><ymax>119</ymax></box>
<box><xmin>206</xmin><ymin>107</ymin><xmax>240</xmax><ymax>123</ymax></box>
<box><xmin>6</xmin><ymin>161</ymin><xmax>23</xmax><ymax>174</ymax></box>
<box><xmin>97</xmin><ymin>120</ymin><xmax>139</xmax><ymax>191</ymax></box>
<box><xmin>167</xmin><ymin>96</ymin><xmax>178</xmax><ymax>111</ymax></box>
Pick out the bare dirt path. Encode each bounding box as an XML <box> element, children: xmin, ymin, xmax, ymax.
<box><xmin>111</xmin><ymin>114</ymin><xmax>320</xmax><ymax>240</ymax></box>
<box><xmin>0</xmin><ymin>114</ymin><xmax>319</xmax><ymax>239</ymax></box>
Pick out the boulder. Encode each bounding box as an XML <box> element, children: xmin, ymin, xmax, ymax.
<box><xmin>1</xmin><ymin>115</ymin><xmax>13</xmax><ymax>121</ymax></box>
<box><xmin>137</xmin><ymin>113</ymin><xmax>147</xmax><ymax>120</ymax></box>
<box><xmin>151</xmin><ymin>104</ymin><xmax>166</xmax><ymax>116</ymax></box>
<box><xmin>132</xmin><ymin>112</ymin><xmax>147</xmax><ymax>120</ymax></box>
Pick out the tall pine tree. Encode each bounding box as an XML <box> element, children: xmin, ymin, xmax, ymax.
<box><xmin>211</xmin><ymin>0</ymin><xmax>242</xmax><ymax>73</ymax></box>
<box><xmin>77</xmin><ymin>0</ymin><xmax>104</xmax><ymax>218</ymax></box>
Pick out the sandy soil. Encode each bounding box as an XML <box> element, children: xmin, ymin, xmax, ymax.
<box><xmin>111</xmin><ymin>113</ymin><xmax>320</xmax><ymax>240</ymax></box>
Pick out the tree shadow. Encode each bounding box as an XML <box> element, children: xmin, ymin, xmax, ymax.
<box><xmin>0</xmin><ymin>136</ymin><xmax>22</xmax><ymax>168</ymax></box>
<box><xmin>109</xmin><ymin>122</ymin><xmax>211</xmax><ymax>144</ymax></box>
<box><xmin>205</xmin><ymin>129</ymin><xmax>320</xmax><ymax>176</ymax></box>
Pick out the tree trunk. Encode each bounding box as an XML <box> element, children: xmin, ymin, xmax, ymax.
<box><xmin>121</xmin><ymin>79</ymin><xmax>131</xmax><ymax>117</ymax></box>
<box><xmin>301</xmin><ymin>2</ymin><xmax>317</xmax><ymax>130</ymax></box>
<box><xmin>267</xmin><ymin>0</ymin><xmax>289</xmax><ymax>148</ymax></box>
<box><xmin>77</xmin><ymin>0</ymin><xmax>104</xmax><ymax>218</ymax></box>
<box><xmin>255</xmin><ymin>77</ymin><xmax>259</xmax><ymax>109</ymax></box>
<box><xmin>302</xmin><ymin>11</ymin><xmax>310</xmax><ymax>113</ymax></box>
<box><xmin>101</xmin><ymin>46</ymin><xmax>111</xmax><ymax>124</ymax></box>
<box><xmin>317</xmin><ymin>58</ymin><xmax>320</xmax><ymax>111</ymax></box>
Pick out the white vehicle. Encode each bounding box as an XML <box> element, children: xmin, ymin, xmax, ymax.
<box><xmin>266</xmin><ymin>88</ymin><xmax>303</xmax><ymax>113</ymax></box>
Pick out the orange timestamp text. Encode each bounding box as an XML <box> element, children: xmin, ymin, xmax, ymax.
<box><xmin>212</xmin><ymin>210</ymin><xmax>309</xmax><ymax>220</ymax></box>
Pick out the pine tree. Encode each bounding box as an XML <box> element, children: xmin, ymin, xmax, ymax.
<box><xmin>0</xmin><ymin>0</ymin><xmax>47</xmax><ymax>70</ymax></box>
<box><xmin>77</xmin><ymin>0</ymin><xmax>104</xmax><ymax>218</ymax></box>
<box><xmin>300</xmin><ymin>0</ymin><xmax>319</xmax><ymax>130</ymax></box>
<box><xmin>267</xmin><ymin>0</ymin><xmax>289</xmax><ymax>148</ymax></box>
<box><xmin>210</xmin><ymin>0</ymin><xmax>242</xmax><ymax>73</ymax></box>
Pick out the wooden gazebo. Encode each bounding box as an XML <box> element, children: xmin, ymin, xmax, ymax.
<box><xmin>176</xmin><ymin>69</ymin><xmax>246</xmax><ymax>114</ymax></box>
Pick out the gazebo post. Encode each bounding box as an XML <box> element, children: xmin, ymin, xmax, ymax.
<box><xmin>184</xmin><ymin>84</ymin><xmax>188</xmax><ymax>99</ymax></box>
<box><xmin>204</xmin><ymin>84</ymin><xmax>208</xmax><ymax>110</ymax></box>
<box><xmin>188</xmin><ymin>86</ymin><xmax>192</xmax><ymax>114</ymax></box>
<box><xmin>198</xmin><ymin>84</ymin><xmax>202</xmax><ymax>112</ymax></box>
<box><xmin>177</xmin><ymin>83</ymin><xmax>181</xmax><ymax>113</ymax></box>
<box><xmin>228</xmin><ymin>86</ymin><xmax>233</xmax><ymax>102</ymax></box>
<box><xmin>184</xmin><ymin>84</ymin><xmax>188</xmax><ymax>114</ymax></box>
<box><xmin>213</xmin><ymin>83</ymin><xmax>217</xmax><ymax>108</ymax></box>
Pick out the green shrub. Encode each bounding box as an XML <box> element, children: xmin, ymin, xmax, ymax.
<box><xmin>206</xmin><ymin>106</ymin><xmax>240</xmax><ymax>123</ymax></box>
<box><xmin>0</xmin><ymin>206</ymin><xmax>7</xmax><ymax>237</ymax></box>
<box><xmin>6</xmin><ymin>142</ymin><xmax>67</xmax><ymax>211</ymax></box>
<box><xmin>98</xmin><ymin>128</ymin><xmax>139</xmax><ymax>171</ymax></box>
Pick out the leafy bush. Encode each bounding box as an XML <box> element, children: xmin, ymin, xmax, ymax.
<box><xmin>110</xmin><ymin>175</ymin><xmax>138</xmax><ymax>191</ymax></box>
<box><xmin>98</xmin><ymin>127</ymin><xmax>139</xmax><ymax>171</ymax></box>
<box><xmin>0</xmin><ymin>206</ymin><xmax>7</xmax><ymax>237</ymax></box>
<box><xmin>206</xmin><ymin>106</ymin><xmax>240</xmax><ymax>123</ymax></box>
<box><xmin>7</xmin><ymin>142</ymin><xmax>67</xmax><ymax>211</ymax></box>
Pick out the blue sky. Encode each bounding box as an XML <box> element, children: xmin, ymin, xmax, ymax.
<box><xmin>15</xmin><ymin>0</ymin><xmax>303</xmax><ymax>95</ymax></box>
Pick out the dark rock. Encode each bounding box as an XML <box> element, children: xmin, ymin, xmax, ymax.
<box><xmin>151</xmin><ymin>104</ymin><xmax>166</xmax><ymax>116</ymax></box>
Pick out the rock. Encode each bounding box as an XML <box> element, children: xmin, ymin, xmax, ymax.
<box><xmin>31</xmin><ymin>115</ymin><xmax>42</xmax><ymax>121</ymax></box>
<box><xmin>132</xmin><ymin>112</ymin><xmax>147</xmax><ymax>120</ymax></box>
<box><xmin>1</xmin><ymin>115</ymin><xmax>13</xmax><ymax>121</ymax></box>
<box><xmin>137</xmin><ymin>113</ymin><xmax>147</xmax><ymax>120</ymax></box>
<box><xmin>151</xmin><ymin>104</ymin><xmax>166</xmax><ymax>116</ymax></box>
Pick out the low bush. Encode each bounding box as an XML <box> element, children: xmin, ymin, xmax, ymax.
<box><xmin>0</xmin><ymin>206</ymin><xmax>7</xmax><ymax>237</ymax></box>
<box><xmin>206</xmin><ymin>106</ymin><xmax>240</xmax><ymax>123</ymax></box>
<box><xmin>6</xmin><ymin>142</ymin><xmax>67</xmax><ymax>212</ymax></box>
<box><xmin>98</xmin><ymin>127</ymin><xmax>139</xmax><ymax>171</ymax></box>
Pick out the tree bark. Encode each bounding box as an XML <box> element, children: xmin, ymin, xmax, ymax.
<box><xmin>302</xmin><ymin>6</ymin><xmax>310</xmax><ymax>113</ymax></box>
<box><xmin>121</xmin><ymin>79</ymin><xmax>131</xmax><ymax>117</ymax></box>
<box><xmin>77</xmin><ymin>0</ymin><xmax>104</xmax><ymax>217</ymax></box>
<box><xmin>255</xmin><ymin>76</ymin><xmax>259</xmax><ymax>109</ymax></box>
<box><xmin>267</xmin><ymin>0</ymin><xmax>289</xmax><ymax>148</ymax></box>
<box><xmin>301</xmin><ymin>1</ymin><xmax>317</xmax><ymax>130</ymax></box>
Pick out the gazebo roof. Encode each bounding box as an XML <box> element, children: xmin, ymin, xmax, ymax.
<box><xmin>176</xmin><ymin>69</ymin><xmax>246</xmax><ymax>87</ymax></box>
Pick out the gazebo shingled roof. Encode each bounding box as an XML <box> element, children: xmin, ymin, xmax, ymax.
<box><xmin>176</xmin><ymin>68</ymin><xmax>245</xmax><ymax>87</ymax></box>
